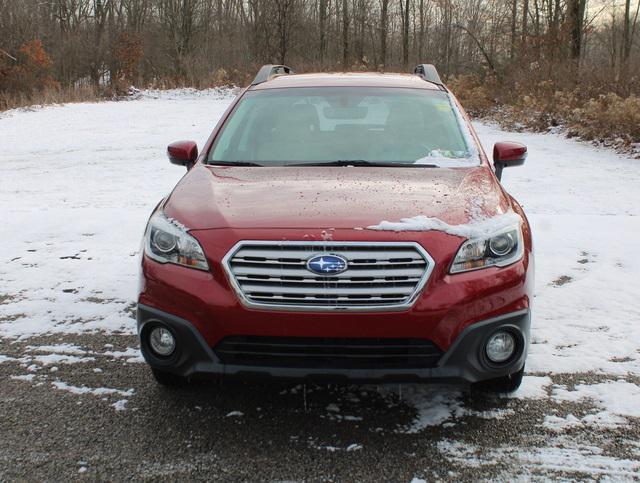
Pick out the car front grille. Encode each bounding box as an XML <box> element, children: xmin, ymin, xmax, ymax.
<box><xmin>214</xmin><ymin>336</ymin><xmax>443</xmax><ymax>369</ymax></box>
<box><xmin>222</xmin><ymin>241</ymin><xmax>434</xmax><ymax>311</ymax></box>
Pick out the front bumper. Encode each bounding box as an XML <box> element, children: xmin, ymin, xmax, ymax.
<box><xmin>137</xmin><ymin>304</ymin><xmax>530</xmax><ymax>384</ymax></box>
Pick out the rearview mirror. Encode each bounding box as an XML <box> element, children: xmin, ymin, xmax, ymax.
<box><xmin>493</xmin><ymin>142</ymin><xmax>527</xmax><ymax>180</ymax></box>
<box><xmin>167</xmin><ymin>140</ymin><xmax>198</xmax><ymax>169</ymax></box>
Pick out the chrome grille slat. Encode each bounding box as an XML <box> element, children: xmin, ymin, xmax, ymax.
<box><xmin>250</xmin><ymin>293</ymin><xmax>408</xmax><ymax>299</ymax></box>
<box><xmin>233</xmin><ymin>248</ymin><xmax>424</xmax><ymax>261</ymax></box>
<box><xmin>231</xmin><ymin>258</ymin><xmax>426</xmax><ymax>267</ymax></box>
<box><xmin>223</xmin><ymin>241</ymin><xmax>435</xmax><ymax>311</ymax></box>
<box><xmin>252</xmin><ymin>295</ymin><xmax>406</xmax><ymax>308</ymax></box>
<box><xmin>242</xmin><ymin>284</ymin><xmax>415</xmax><ymax>295</ymax></box>
<box><xmin>231</xmin><ymin>266</ymin><xmax>425</xmax><ymax>278</ymax></box>
<box><xmin>231</xmin><ymin>258</ymin><xmax>308</xmax><ymax>266</ymax></box>
<box><xmin>236</xmin><ymin>276</ymin><xmax>421</xmax><ymax>285</ymax></box>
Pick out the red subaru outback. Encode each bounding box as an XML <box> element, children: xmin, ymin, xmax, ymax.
<box><xmin>137</xmin><ymin>64</ymin><xmax>533</xmax><ymax>393</ymax></box>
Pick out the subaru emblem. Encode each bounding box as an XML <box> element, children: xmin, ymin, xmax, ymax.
<box><xmin>306</xmin><ymin>254</ymin><xmax>348</xmax><ymax>275</ymax></box>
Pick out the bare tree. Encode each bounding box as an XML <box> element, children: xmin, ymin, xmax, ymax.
<box><xmin>1</xmin><ymin>0</ymin><xmax>639</xmax><ymax>107</ymax></box>
<box><xmin>521</xmin><ymin>0</ymin><xmax>529</xmax><ymax>47</ymax></box>
<box><xmin>275</xmin><ymin>0</ymin><xmax>295</xmax><ymax>64</ymax></box>
<box><xmin>567</xmin><ymin>0</ymin><xmax>587</xmax><ymax>62</ymax></box>
<box><xmin>342</xmin><ymin>0</ymin><xmax>350</xmax><ymax>66</ymax></box>
<box><xmin>400</xmin><ymin>0</ymin><xmax>410</xmax><ymax>68</ymax></box>
<box><xmin>380</xmin><ymin>0</ymin><xmax>389</xmax><ymax>67</ymax></box>
<box><xmin>319</xmin><ymin>0</ymin><xmax>327</xmax><ymax>67</ymax></box>
<box><xmin>511</xmin><ymin>0</ymin><xmax>518</xmax><ymax>60</ymax></box>
<box><xmin>622</xmin><ymin>0</ymin><xmax>632</xmax><ymax>63</ymax></box>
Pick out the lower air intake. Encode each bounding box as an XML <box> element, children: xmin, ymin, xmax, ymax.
<box><xmin>214</xmin><ymin>336</ymin><xmax>443</xmax><ymax>369</ymax></box>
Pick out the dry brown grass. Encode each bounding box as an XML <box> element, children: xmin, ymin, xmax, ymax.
<box><xmin>450</xmin><ymin>71</ymin><xmax>640</xmax><ymax>156</ymax></box>
<box><xmin>0</xmin><ymin>84</ymin><xmax>101</xmax><ymax>112</ymax></box>
<box><xmin>571</xmin><ymin>94</ymin><xmax>640</xmax><ymax>143</ymax></box>
<box><xmin>0</xmin><ymin>64</ymin><xmax>253</xmax><ymax>112</ymax></box>
<box><xmin>447</xmin><ymin>74</ymin><xmax>497</xmax><ymax>115</ymax></box>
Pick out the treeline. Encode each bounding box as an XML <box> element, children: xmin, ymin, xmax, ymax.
<box><xmin>1</xmin><ymin>0</ymin><xmax>639</xmax><ymax>148</ymax></box>
<box><xmin>1</xmin><ymin>0</ymin><xmax>638</xmax><ymax>88</ymax></box>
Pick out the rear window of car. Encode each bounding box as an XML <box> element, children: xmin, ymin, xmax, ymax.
<box><xmin>208</xmin><ymin>87</ymin><xmax>478</xmax><ymax>167</ymax></box>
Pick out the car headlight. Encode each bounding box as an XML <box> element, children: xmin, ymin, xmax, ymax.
<box><xmin>450</xmin><ymin>225</ymin><xmax>523</xmax><ymax>274</ymax></box>
<box><xmin>144</xmin><ymin>211</ymin><xmax>209</xmax><ymax>271</ymax></box>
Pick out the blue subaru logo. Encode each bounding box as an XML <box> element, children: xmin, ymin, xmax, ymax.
<box><xmin>306</xmin><ymin>254</ymin><xmax>348</xmax><ymax>275</ymax></box>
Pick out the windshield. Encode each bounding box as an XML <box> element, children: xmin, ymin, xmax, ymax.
<box><xmin>208</xmin><ymin>87</ymin><xmax>478</xmax><ymax>167</ymax></box>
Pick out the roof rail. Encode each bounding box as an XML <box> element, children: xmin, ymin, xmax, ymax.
<box><xmin>251</xmin><ymin>64</ymin><xmax>295</xmax><ymax>85</ymax></box>
<box><xmin>413</xmin><ymin>64</ymin><xmax>447</xmax><ymax>91</ymax></box>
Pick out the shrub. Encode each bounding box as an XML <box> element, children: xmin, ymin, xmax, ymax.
<box><xmin>451</xmin><ymin>70</ymin><xmax>640</xmax><ymax>154</ymax></box>
<box><xmin>447</xmin><ymin>74</ymin><xmax>496</xmax><ymax>115</ymax></box>
<box><xmin>0</xmin><ymin>39</ymin><xmax>61</xmax><ymax>110</ymax></box>
<box><xmin>570</xmin><ymin>94</ymin><xmax>640</xmax><ymax>143</ymax></box>
<box><xmin>211</xmin><ymin>68</ymin><xmax>231</xmax><ymax>86</ymax></box>
<box><xmin>0</xmin><ymin>39</ymin><xmax>58</xmax><ymax>95</ymax></box>
<box><xmin>111</xmin><ymin>32</ymin><xmax>144</xmax><ymax>93</ymax></box>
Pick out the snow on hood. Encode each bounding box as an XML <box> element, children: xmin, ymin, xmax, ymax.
<box><xmin>366</xmin><ymin>210</ymin><xmax>522</xmax><ymax>238</ymax></box>
<box><xmin>366</xmin><ymin>165</ymin><xmax>521</xmax><ymax>237</ymax></box>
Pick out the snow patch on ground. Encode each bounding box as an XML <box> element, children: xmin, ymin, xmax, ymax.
<box><xmin>26</xmin><ymin>343</ymin><xmax>88</xmax><ymax>355</ymax></box>
<box><xmin>102</xmin><ymin>347</ymin><xmax>144</xmax><ymax>363</ymax></box>
<box><xmin>32</xmin><ymin>354</ymin><xmax>95</xmax><ymax>365</ymax></box>
<box><xmin>225</xmin><ymin>411</ymin><xmax>244</xmax><ymax>418</ymax></box>
<box><xmin>307</xmin><ymin>440</ymin><xmax>363</xmax><ymax>452</ymax></box>
<box><xmin>543</xmin><ymin>411</ymin><xmax>628</xmax><ymax>432</ymax></box>
<box><xmin>132</xmin><ymin>86</ymin><xmax>239</xmax><ymax>102</ymax></box>
<box><xmin>552</xmin><ymin>380</ymin><xmax>640</xmax><ymax>419</ymax></box>
<box><xmin>543</xmin><ymin>414</ymin><xmax>583</xmax><ymax>432</ymax></box>
<box><xmin>502</xmin><ymin>375</ymin><xmax>552</xmax><ymax>400</ymax></box>
<box><xmin>438</xmin><ymin>438</ymin><xmax>640</xmax><ymax>478</ymax></box>
<box><xmin>385</xmin><ymin>376</ymin><xmax>551</xmax><ymax>433</ymax></box>
<box><xmin>51</xmin><ymin>380</ymin><xmax>134</xmax><ymax>398</ymax></box>
<box><xmin>379</xmin><ymin>385</ymin><xmax>464</xmax><ymax>432</ymax></box>
<box><xmin>0</xmin><ymin>90</ymin><xmax>235</xmax><ymax>338</ymax></box>
<box><xmin>111</xmin><ymin>399</ymin><xmax>129</xmax><ymax>411</ymax></box>
<box><xmin>10</xmin><ymin>374</ymin><xmax>36</xmax><ymax>382</ymax></box>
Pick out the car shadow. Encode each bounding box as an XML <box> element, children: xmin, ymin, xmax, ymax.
<box><xmin>130</xmin><ymin>376</ymin><xmax>514</xmax><ymax>452</ymax></box>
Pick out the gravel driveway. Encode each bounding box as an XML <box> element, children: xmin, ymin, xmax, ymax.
<box><xmin>2</xmin><ymin>332</ymin><xmax>639</xmax><ymax>481</ymax></box>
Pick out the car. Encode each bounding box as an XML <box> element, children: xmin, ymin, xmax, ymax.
<box><xmin>137</xmin><ymin>63</ymin><xmax>533</xmax><ymax>393</ymax></box>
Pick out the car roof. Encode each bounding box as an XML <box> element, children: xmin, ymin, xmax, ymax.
<box><xmin>250</xmin><ymin>72</ymin><xmax>443</xmax><ymax>91</ymax></box>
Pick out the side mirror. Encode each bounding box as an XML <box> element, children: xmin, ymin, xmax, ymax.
<box><xmin>493</xmin><ymin>142</ymin><xmax>527</xmax><ymax>181</ymax></box>
<box><xmin>167</xmin><ymin>140</ymin><xmax>198</xmax><ymax>169</ymax></box>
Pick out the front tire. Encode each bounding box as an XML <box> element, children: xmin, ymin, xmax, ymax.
<box><xmin>472</xmin><ymin>366</ymin><xmax>524</xmax><ymax>394</ymax></box>
<box><xmin>151</xmin><ymin>368</ymin><xmax>188</xmax><ymax>387</ymax></box>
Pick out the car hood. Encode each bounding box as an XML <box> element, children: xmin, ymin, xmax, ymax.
<box><xmin>163</xmin><ymin>164</ymin><xmax>511</xmax><ymax>231</ymax></box>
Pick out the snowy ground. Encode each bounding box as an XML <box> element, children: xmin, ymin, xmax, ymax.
<box><xmin>1</xmin><ymin>90</ymin><xmax>639</xmax><ymax>481</ymax></box>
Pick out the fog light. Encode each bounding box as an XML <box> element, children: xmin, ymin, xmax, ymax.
<box><xmin>149</xmin><ymin>326</ymin><xmax>175</xmax><ymax>357</ymax></box>
<box><xmin>485</xmin><ymin>331</ymin><xmax>516</xmax><ymax>363</ymax></box>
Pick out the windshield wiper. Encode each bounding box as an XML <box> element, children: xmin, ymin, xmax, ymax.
<box><xmin>290</xmin><ymin>160</ymin><xmax>439</xmax><ymax>168</ymax></box>
<box><xmin>208</xmin><ymin>161</ymin><xmax>264</xmax><ymax>167</ymax></box>
<box><xmin>209</xmin><ymin>160</ymin><xmax>440</xmax><ymax>168</ymax></box>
